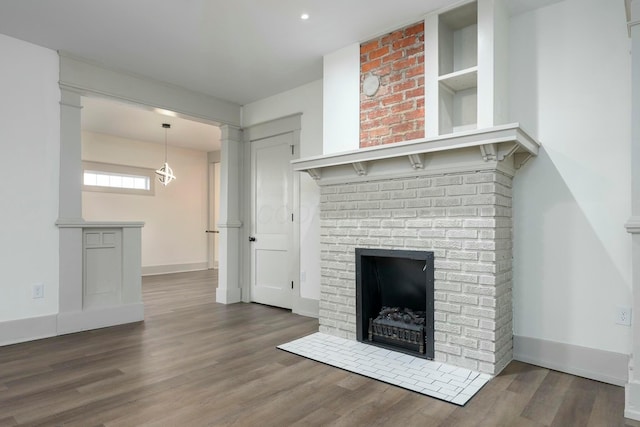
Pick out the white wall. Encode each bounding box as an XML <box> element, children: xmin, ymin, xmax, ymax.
<box><xmin>0</xmin><ymin>34</ymin><xmax>60</xmax><ymax>322</ymax></box>
<box><xmin>510</xmin><ymin>0</ymin><xmax>631</xmax><ymax>354</ymax></box>
<box><xmin>242</xmin><ymin>79</ymin><xmax>323</xmax><ymax>300</ymax></box>
<box><xmin>82</xmin><ymin>131</ymin><xmax>210</xmax><ymax>272</ymax></box>
<box><xmin>323</xmin><ymin>44</ymin><xmax>360</xmax><ymax>154</ymax></box>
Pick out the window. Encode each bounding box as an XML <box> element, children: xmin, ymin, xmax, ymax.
<box><xmin>82</xmin><ymin>161</ymin><xmax>156</xmax><ymax>196</ymax></box>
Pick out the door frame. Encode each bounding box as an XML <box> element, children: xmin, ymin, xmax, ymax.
<box><xmin>242</xmin><ymin>114</ymin><xmax>301</xmax><ymax>310</ymax></box>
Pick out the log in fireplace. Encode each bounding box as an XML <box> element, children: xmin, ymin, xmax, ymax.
<box><xmin>355</xmin><ymin>248</ymin><xmax>434</xmax><ymax>359</ymax></box>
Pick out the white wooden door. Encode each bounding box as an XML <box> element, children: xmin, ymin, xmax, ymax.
<box><xmin>250</xmin><ymin>133</ymin><xmax>294</xmax><ymax>309</ymax></box>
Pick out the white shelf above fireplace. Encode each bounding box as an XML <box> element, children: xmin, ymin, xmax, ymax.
<box><xmin>292</xmin><ymin>123</ymin><xmax>540</xmax><ymax>185</ymax></box>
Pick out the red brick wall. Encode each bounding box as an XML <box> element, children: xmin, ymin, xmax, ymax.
<box><xmin>360</xmin><ymin>22</ymin><xmax>425</xmax><ymax>148</ymax></box>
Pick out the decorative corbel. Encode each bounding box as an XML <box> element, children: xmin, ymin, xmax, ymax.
<box><xmin>407</xmin><ymin>154</ymin><xmax>424</xmax><ymax>170</ymax></box>
<box><xmin>513</xmin><ymin>152</ymin><xmax>533</xmax><ymax>169</ymax></box>
<box><xmin>352</xmin><ymin>161</ymin><xmax>368</xmax><ymax>176</ymax></box>
<box><xmin>306</xmin><ymin>168</ymin><xmax>321</xmax><ymax>180</ymax></box>
<box><xmin>479</xmin><ymin>144</ymin><xmax>497</xmax><ymax>161</ymax></box>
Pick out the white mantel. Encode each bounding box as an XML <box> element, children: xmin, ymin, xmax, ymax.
<box><xmin>293</xmin><ymin>124</ymin><xmax>539</xmax><ymax>184</ymax></box>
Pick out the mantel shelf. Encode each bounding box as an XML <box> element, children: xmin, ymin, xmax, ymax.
<box><xmin>292</xmin><ymin>124</ymin><xmax>540</xmax><ymax>184</ymax></box>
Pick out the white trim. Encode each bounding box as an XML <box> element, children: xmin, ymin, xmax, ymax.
<box><xmin>57</xmin><ymin>303</ymin><xmax>144</xmax><ymax>335</ymax></box>
<box><xmin>513</xmin><ymin>335</ymin><xmax>628</xmax><ymax>386</ymax></box>
<box><xmin>141</xmin><ymin>262</ymin><xmax>209</xmax><ymax>276</ymax></box>
<box><xmin>0</xmin><ymin>314</ymin><xmax>58</xmax><ymax>346</ymax></box>
<box><xmin>292</xmin><ymin>297</ymin><xmax>319</xmax><ymax>318</ymax></box>
<box><xmin>59</xmin><ymin>52</ymin><xmax>241</xmax><ymax>126</ymax></box>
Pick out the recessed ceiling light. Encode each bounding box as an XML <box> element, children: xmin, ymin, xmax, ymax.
<box><xmin>301</xmin><ymin>13</ymin><xmax>309</xmax><ymax>20</ymax></box>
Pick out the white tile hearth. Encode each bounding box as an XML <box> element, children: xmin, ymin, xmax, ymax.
<box><xmin>277</xmin><ymin>332</ymin><xmax>491</xmax><ymax>406</ymax></box>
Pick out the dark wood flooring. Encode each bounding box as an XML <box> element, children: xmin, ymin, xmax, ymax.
<box><xmin>0</xmin><ymin>269</ymin><xmax>637</xmax><ymax>426</ymax></box>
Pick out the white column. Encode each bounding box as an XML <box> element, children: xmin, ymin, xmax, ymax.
<box><xmin>626</xmin><ymin>0</ymin><xmax>640</xmax><ymax>421</ymax></box>
<box><xmin>57</xmin><ymin>88</ymin><xmax>84</xmax><ymax>316</ymax></box>
<box><xmin>216</xmin><ymin>125</ymin><xmax>243</xmax><ymax>304</ymax></box>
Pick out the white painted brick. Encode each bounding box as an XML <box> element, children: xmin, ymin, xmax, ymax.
<box><xmin>463</xmin><ymin>218</ymin><xmax>496</xmax><ymax>228</ymax></box>
<box><xmin>358</xmin><ymin>201</ymin><xmax>381</xmax><ymax>210</ymax></box>
<box><xmin>434</xmin><ymin>219</ymin><xmax>463</xmax><ymax>228</ymax></box>
<box><xmin>381</xmin><ymin>181</ymin><xmax>404</xmax><ymax>190</ymax></box>
<box><xmin>419</xmin><ymin>229</ymin><xmax>446</xmax><ymax>238</ymax></box>
<box><xmin>448</xmin><ymin>294</ymin><xmax>479</xmax><ymax>306</ymax></box>
<box><xmin>404</xmin><ymin>239</ymin><xmax>433</xmax><ymax>249</ymax></box>
<box><xmin>338</xmin><ymin>185</ymin><xmax>357</xmax><ymax>193</ymax></box>
<box><xmin>434</xmin><ymin>312</ymin><xmax>447</xmax><ymax>322</ymax></box>
<box><xmin>405</xmin><ymin>178</ymin><xmax>432</xmax><ymax>188</ymax></box>
<box><xmin>381</xmin><ymin>200</ymin><xmax>404</xmax><ymax>209</ymax></box>
<box><xmin>434</xmin><ymin>331</ymin><xmax>447</xmax><ymax>342</ymax></box>
<box><xmin>448</xmin><ymin>251</ymin><xmax>478</xmax><ymax>261</ymax></box>
<box><xmin>392</xmin><ymin>189</ymin><xmax>417</xmax><ymax>199</ymax></box>
<box><xmin>380</xmin><ymin>219</ymin><xmax>405</xmax><ymax>228</ymax></box>
<box><xmin>447</xmin><ymin>185</ymin><xmax>478</xmax><ymax>196</ymax></box>
<box><xmin>434</xmin><ymin>240</ymin><xmax>462</xmax><ymax>250</ymax></box>
<box><xmin>447</xmin><ymin>229</ymin><xmax>478</xmax><ymax>239</ymax></box>
<box><xmin>434</xmin><ymin>291</ymin><xmax>448</xmax><ymax>301</ymax></box>
<box><xmin>447</xmin><ymin>272</ymin><xmax>478</xmax><ymax>283</ymax></box>
<box><xmin>447</xmin><ymin>207</ymin><xmax>478</xmax><ymax>217</ymax></box>
<box><xmin>465</xmin><ymin>328</ymin><xmax>495</xmax><ymax>341</ymax></box>
<box><xmin>434</xmin><ymin>281</ymin><xmax>462</xmax><ymax>292</ymax></box>
<box><xmin>462</xmin><ymin>306</ymin><xmax>495</xmax><ymax>319</ymax></box>
<box><xmin>434</xmin><ymin>260</ymin><xmax>461</xmax><ymax>270</ymax></box>
<box><xmin>369</xmin><ymin>210</ymin><xmax>392</xmax><ymax>218</ymax></box>
<box><xmin>434</xmin><ymin>176</ymin><xmax>463</xmax><ymax>186</ymax></box>
<box><xmin>435</xmin><ymin>302</ymin><xmax>461</xmax><ymax>313</ymax></box>
<box><xmin>406</xmin><ymin>199</ymin><xmax>432</xmax><ymax>208</ymax></box>
<box><xmin>462</xmin><ymin>195</ymin><xmax>496</xmax><ymax>206</ymax></box>
<box><xmin>347</xmin><ymin>193</ymin><xmax>368</xmax><ymax>201</ymax></box>
<box><xmin>449</xmin><ymin>336</ymin><xmax>478</xmax><ymax>349</ymax></box>
<box><xmin>462</xmin><ymin>263</ymin><xmax>496</xmax><ymax>274</ymax></box>
<box><xmin>433</xmin><ymin>320</ymin><xmax>462</xmax><ymax>335</ymax></box>
<box><xmin>418</xmin><ymin>188</ymin><xmax>446</xmax><ymax>197</ymax></box>
<box><xmin>418</xmin><ymin>208</ymin><xmax>447</xmax><ymax>217</ymax></box>
<box><xmin>392</xmin><ymin>209</ymin><xmax>418</xmax><ymax>218</ymax></box>
<box><xmin>392</xmin><ymin>229</ymin><xmax>419</xmax><ymax>238</ymax></box>
<box><xmin>447</xmin><ymin>315</ymin><xmax>479</xmax><ymax>328</ymax></box>
<box><xmin>321</xmin><ymin>186</ymin><xmax>338</xmax><ymax>194</ymax></box>
<box><xmin>463</xmin><ymin>173</ymin><xmax>495</xmax><ymax>184</ymax></box>
<box><xmin>463</xmin><ymin>349</ymin><xmax>495</xmax><ymax>363</ymax></box>
<box><xmin>405</xmin><ymin>219</ymin><xmax>433</xmax><ymax>228</ymax></box>
<box><xmin>435</xmin><ymin>343</ymin><xmax>462</xmax><ymax>356</ymax></box>
<box><xmin>357</xmin><ymin>183</ymin><xmax>379</xmax><ymax>192</ymax></box>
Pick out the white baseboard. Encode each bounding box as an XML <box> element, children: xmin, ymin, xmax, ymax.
<box><xmin>0</xmin><ymin>314</ymin><xmax>58</xmax><ymax>346</ymax></box>
<box><xmin>293</xmin><ymin>297</ymin><xmax>319</xmax><ymax>318</ymax></box>
<box><xmin>57</xmin><ymin>303</ymin><xmax>144</xmax><ymax>335</ymax></box>
<box><xmin>141</xmin><ymin>262</ymin><xmax>208</xmax><ymax>276</ymax></box>
<box><xmin>513</xmin><ymin>335</ymin><xmax>628</xmax><ymax>386</ymax></box>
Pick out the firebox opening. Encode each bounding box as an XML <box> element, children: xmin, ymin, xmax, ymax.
<box><xmin>356</xmin><ymin>248</ymin><xmax>435</xmax><ymax>360</ymax></box>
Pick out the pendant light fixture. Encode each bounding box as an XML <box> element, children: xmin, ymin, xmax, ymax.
<box><xmin>155</xmin><ymin>123</ymin><xmax>176</xmax><ymax>186</ymax></box>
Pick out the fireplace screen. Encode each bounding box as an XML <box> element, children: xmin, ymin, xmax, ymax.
<box><xmin>356</xmin><ymin>248</ymin><xmax>434</xmax><ymax>359</ymax></box>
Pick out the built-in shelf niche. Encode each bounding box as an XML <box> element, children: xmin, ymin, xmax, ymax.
<box><xmin>437</xmin><ymin>1</ymin><xmax>478</xmax><ymax>135</ymax></box>
<box><xmin>426</xmin><ymin>0</ymin><xmax>507</xmax><ymax>138</ymax></box>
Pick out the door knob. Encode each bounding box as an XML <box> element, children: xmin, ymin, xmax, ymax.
<box><xmin>249</xmin><ymin>236</ymin><xmax>256</xmax><ymax>242</ymax></box>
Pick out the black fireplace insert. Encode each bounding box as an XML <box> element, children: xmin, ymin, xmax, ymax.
<box><xmin>355</xmin><ymin>248</ymin><xmax>435</xmax><ymax>359</ymax></box>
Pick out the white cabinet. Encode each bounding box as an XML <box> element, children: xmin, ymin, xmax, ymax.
<box><xmin>425</xmin><ymin>0</ymin><xmax>508</xmax><ymax>137</ymax></box>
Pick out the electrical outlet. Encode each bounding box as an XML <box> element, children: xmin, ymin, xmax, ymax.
<box><xmin>616</xmin><ymin>306</ymin><xmax>632</xmax><ymax>326</ymax></box>
<box><xmin>32</xmin><ymin>283</ymin><xmax>44</xmax><ymax>299</ymax></box>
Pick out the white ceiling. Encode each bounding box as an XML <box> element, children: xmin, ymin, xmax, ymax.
<box><xmin>82</xmin><ymin>97</ymin><xmax>221</xmax><ymax>152</ymax></box>
<box><xmin>0</xmin><ymin>0</ymin><xmax>559</xmax><ymax>150</ymax></box>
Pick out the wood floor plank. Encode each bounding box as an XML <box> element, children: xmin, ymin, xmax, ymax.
<box><xmin>0</xmin><ymin>269</ymin><xmax>632</xmax><ymax>426</ymax></box>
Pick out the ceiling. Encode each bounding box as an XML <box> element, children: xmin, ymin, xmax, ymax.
<box><xmin>0</xmin><ymin>0</ymin><xmax>558</xmax><ymax>150</ymax></box>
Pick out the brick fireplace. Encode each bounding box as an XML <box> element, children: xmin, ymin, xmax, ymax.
<box><xmin>293</xmin><ymin>125</ymin><xmax>539</xmax><ymax>376</ymax></box>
